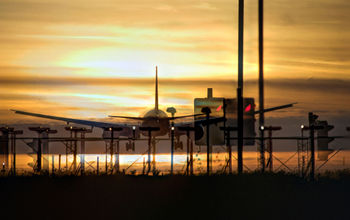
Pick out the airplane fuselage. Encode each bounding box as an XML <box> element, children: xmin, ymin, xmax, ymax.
<box><xmin>140</xmin><ymin>109</ymin><xmax>170</xmax><ymax>136</ymax></box>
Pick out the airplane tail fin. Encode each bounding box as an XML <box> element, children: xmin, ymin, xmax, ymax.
<box><xmin>155</xmin><ymin>66</ymin><xmax>159</xmax><ymax>111</ymax></box>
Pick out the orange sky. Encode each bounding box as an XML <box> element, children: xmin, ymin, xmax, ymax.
<box><xmin>0</xmin><ymin>0</ymin><xmax>350</xmax><ymax>123</ymax></box>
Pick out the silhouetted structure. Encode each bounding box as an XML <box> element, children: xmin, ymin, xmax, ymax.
<box><xmin>179</xmin><ymin>126</ymin><xmax>196</xmax><ymax>175</ymax></box>
<box><xmin>0</xmin><ymin>127</ymin><xmax>23</xmax><ymax>174</ymax></box>
<box><xmin>258</xmin><ymin>0</ymin><xmax>265</xmax><ymax>173</ymax></box>
<box><xmin>262</xmin><ymin>126</ymin><xmax>282</xmax><ymax>172</ymax></box>
<box><xmin>140</xmin><ymin>127</ymin><xmax>160</xmax><ymax>175</ymax></box>
<box><xmin>220</xmin><ymin>126</ymin><xmax>238</xmax><ymax>174</ymax></box>
<box><xmin>29</xmin><ymin>127</ymin><xmax>57</xmax><ymax>173</ymax></box>
<box><xmin>316</xmin><ymin>121</ymin><xmax>334</xmax><ymax>161</ymax></box>
<box><xmin>64</xmin><ymin>126</ymin><xmax>92</xmax><ymax>174</ymax></box>
<box><xmin>237</xmin><ymin>0</ymin><xmax>244</xmax><ymax>175</ymax></box>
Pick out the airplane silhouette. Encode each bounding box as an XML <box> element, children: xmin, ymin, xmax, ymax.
<box><xmin>11</xmin><ymin>66</ymin><xmax>296</xmax><ymax>140</ymax></box>
<box><xmin>11</xmin><ymin>66</ymin><xmax>204</xmax><ymax>139</ymax></box>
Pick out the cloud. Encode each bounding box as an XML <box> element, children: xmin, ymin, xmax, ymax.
<box><xmin>0</xmin><ymin>0</ymin><xmax>350</xmax><ymax>125</ymax></box>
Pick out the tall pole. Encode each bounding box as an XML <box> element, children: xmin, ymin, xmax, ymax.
<box><xmin>259</xmin><ymin>0</ymin><xmax>265</xmax><ymax>172</ymax></box>
<box><xmin>237</xmin><ymin>0</ymin><xmax>244</xmax><ymax>174</ymax></box>
<box><xmin>238</xmin><ymin>0</ymin><xmax>244</xmax><ymax>89</ymax></box>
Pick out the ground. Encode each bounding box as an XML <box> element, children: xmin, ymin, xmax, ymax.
<box><xmin>0</xmin><ymin>172</ymin><xmax>349</xmax><ymax>220</ymax></box>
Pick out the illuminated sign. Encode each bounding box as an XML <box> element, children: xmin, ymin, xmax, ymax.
<box><xmin>194</xmin><ymin>97</ymin><xmax>225</xmax><ymax>145</ymax></box>
<box><xmin>194</xmin><ymin>96</ymin><xmax>256</xmax><ymax>146</ymax></box>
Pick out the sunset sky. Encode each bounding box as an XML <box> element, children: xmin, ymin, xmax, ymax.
<box><xmin>1</xmin><ymin>0</ymin><xmax>350</xmax><ymax>127</ymax></box>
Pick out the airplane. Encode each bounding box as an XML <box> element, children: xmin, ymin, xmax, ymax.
<box><xmin>11</xmin><ymin>66</ymin><xmax>296</xmax><ymax>142</ymax></box>
<box><xmin>10</xmin><ymin>66</ymin><xmax>205</xmax><ymax>141</ymax></box>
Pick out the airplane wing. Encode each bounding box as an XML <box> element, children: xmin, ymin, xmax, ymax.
<box><xmin>107</xmin><ymin>115</ymin><xmax>145</xmax><ymax>120</ymax></box>
<box><xmin>254</xmin><ymin>103</ymin><xmax>297</xmax><ymax>114</ymax></box>
<box><xmin>174</xmin><ymin>117</ymin><xmax>226</xmax><ymax>127</ymax></box>
<box><xmin>108</xmin><ymin>114</ymin><xmax>205</xmax><ymax>120</ymax></box>
<box><xmin>11</xmin><ymin>109</ymin><xmax>129</xmax><ymax>128</ymax></box>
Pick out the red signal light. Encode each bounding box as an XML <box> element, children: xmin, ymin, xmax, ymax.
<box><xmin>245</xmin><ymin>104</ymin><xmax>252</xmax><ymax>112</ymax></box>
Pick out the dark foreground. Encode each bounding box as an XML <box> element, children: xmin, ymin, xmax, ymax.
<box><xmin>0</xmin><ymin>172</ymin><xmax>350</xmax><ymax>220</ymax></box>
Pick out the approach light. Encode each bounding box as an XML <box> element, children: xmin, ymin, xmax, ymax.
<box><xmin>301</xmin><ymin>125</ymin><xmax>305</xmax><ymax>129</ymax></box>
<box><xmin>132</xmin><ymin>126</ymin><xmax>136</xmax><ymax>130</ymax></box>
<box><xmin>171</xmin><ymin>126</ymin><xmax>175</xmax><ymax>131</ymax></box>
<box><xmin>109</xmin><ymin>127</ymin><xmax>112</xmax><ymax>131</ymax></box>
<box><xmin>260</xmin><ymin>126</ymin><xmax>264</xmax><ymax>131</ymax></box>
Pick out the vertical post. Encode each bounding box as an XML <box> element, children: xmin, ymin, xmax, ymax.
<box><xmin>81</xmin><ymin>132</ymin><xmax>85</xmax><ymax>175</ymax></box>
<box><xmin>52</xmin><ymin>154</ymin><xmax>54</xmax><ymax>175</ymax></box>
<box><xmin>0</xmin><ymin>130</ymin><xmax>10</xmax><ymax>171</ymax></box>
<box><xmin>204</xmin><ymin>110</ymin><xmax>211</xmax><ymax>175</ymax></box>
<box><xmin>147</xmin><ymin>130</ymin><xmax>152</xmax><ymax>174</ymax></box>
<box><xmin>258</xmin><ymin>0</ymin><xmax>265</xmax><ymax>173</ymax></box>
<box><xmin>190</xmin><ymin>139</ymin><xmax>194</xmax><ymax>175</ymax></box>
<box><xmin>58</xmin><ymin>154</ymin><xmax>61</xmax><ymax>172</ymax></box>
<box><xmin>97</xmin><ymin>156</ymin><xmax>99</xmax><ymax>175</ymax></box>
<box><xmin>227</xmin><ymin>129</ymin><xmax>232</xmax><ymax>174</ymax></box>
<box><xmin>237</xmin><ymin>88</ymin><xmax>243</xmax><ymax>174</ymax></box>
<box><xmin>142</xmin><ymin>156</ymin><xmax>145</xmax><ymax>175</ymax></box>
<box><xmin>237</xmin><ymin>0</ymin><xmax>244</xmax><ymax>176</ymax></box>
<box><xmin>12</xmin><ymin>133</ymin><xmax>16</xmax><ymax>176</ymax></box>
<box><xmin>132</xmin><ymin>126</ymin><xmax>136</xmax><ymax>152</ymax></box>
<box><xmin>66</xmin><ymin>130</ymin><xmax>70</xmax><ymax>171</ymax></box>
<box><xmin>179</xmin><ymin>127</ymin><xmax>195</xmax><ymax>175</ymax></box>
<box><xmin>268</xmin><ymin>129</ymin><xmax>273</xmax><ymax>172</ymax></box>
<box><xmin>110</xmin><ymin>128</ymin><xmax>114</xmax><ymax>173</ymax></box>
<box><xmin>37</xmin><ymin>136</ymin><xmax>42</xmax><ymax>173</ymax></box>
<box><xmin>105</xmin><ymin>143</ymin><xmax>108</xmax><ymax>173</ymax></box>
<box><xmin>309</xmin><ymin>113</ymin><xmax>315</xmax><ymax>181</ymax></box>
<box><xmin>170</xmin><ymin>122</ymin><xmax>174</xmax><ymax>175</ymax></box>
<box><xmin>300</xmin><ymin>127</ymin><xmax>304</xmax><ymax>175</ymax></box>
<box><xmin>73</xmin><ymin>131</ymin><xmax>77</xmax><ymax>172</ymax></box>
<box><xmin>238</xmin><ymin>0</ymin><xmax>244</xmax><ymax>89</ymax></box>
<box><xmin>152</xmin><ymin>137</ymin><xmax>156</xmax><ymax>173</ymax></box>
<box><xmin>116</xmin><ymin>138</ymin><xmax>120</xmax><ymax>173</ymax></box>
<box><xmin>186</xmin><ymin>130</ymin><xmax>190</xmax><ymax>175</ymax></box>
